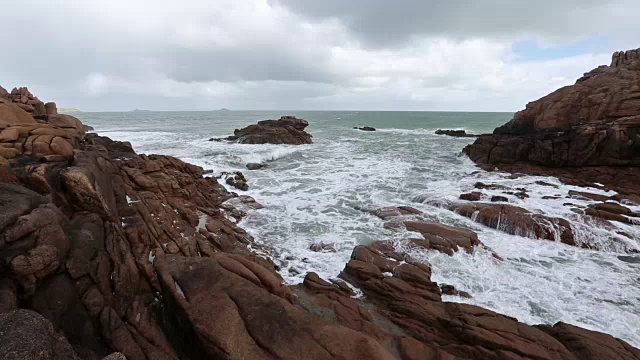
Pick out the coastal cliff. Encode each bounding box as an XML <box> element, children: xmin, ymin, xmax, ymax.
<box><xmin>463</xmin><ymin>49</ymin><xmax>640</xmax><ymax>193</ymax></box>
<box><xmin>1</xmin><ymin>86</ymin><xmax>639</xmax><ymax>360</ymax></box>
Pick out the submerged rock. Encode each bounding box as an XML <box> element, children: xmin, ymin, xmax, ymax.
<box><xmin>246</xmin><ymin>162</ymin><xmax>267</xmax><ymax>170</ymax></box>
<box><xmin>309</xmin><ymin>242</ymin><xmax>336</xmax><ymax>252</ymax></box>
<box><xmin>354</xmin><ymin>126</ymin><xmax>376</xmax><ymax>131</ymax></box>
<box><xmin>212</xmin><ymin>115</ymin><xmax>313</xmax><ymax>144</ymax></box>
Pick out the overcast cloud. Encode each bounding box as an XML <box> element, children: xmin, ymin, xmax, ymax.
<box><xmin>1</xmin><ymin>0</ymin><xmax>638</xmax><ymax>111</ymax></box>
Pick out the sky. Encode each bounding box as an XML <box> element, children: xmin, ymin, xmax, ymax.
<box><xmin>1</xmin><ymin>0</ymin><xmax>638</xmax><ymax>112</ymax></box>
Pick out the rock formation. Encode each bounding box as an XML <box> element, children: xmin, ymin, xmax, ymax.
<box><xmin>354</xmin><ymin>126</ymin><xmax>376</xmax><ymax>131</ymax></box>
<box><xmin>1</xmin><ymin>86</ymin><xmax>639</xmax><ymax>360</ymax></box>
<box><xmin>435</xmin><ymin>129</ymin><xmax>477</xmax><ymax>137</ymax></box>
<box><xmin>212</xmin><ymin>115</ymin><xmax>313</xmax><ymax>145</ymax></box>
<box><xmin>463</xmin><ymin>48</ymin><xmax>640</xmax><ymax>193</ymax></box>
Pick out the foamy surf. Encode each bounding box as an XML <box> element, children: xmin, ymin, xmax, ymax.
<box><xmin>79</xmin><ymin>110</ymin><xmax>640</xmax><ymax>348</ymax></box>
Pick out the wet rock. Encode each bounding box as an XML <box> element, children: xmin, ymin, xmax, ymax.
<box><xmin>610</xmin><ymin>193</ymin><xmax>640</xmax><ymax>206</ymax></box>
<box><xmin>538</xmin><ymin>322</ymin><xmax>640</xmax><ymax>360</ymax></box>
<box><xmin>370</xmin><ymin>206</ymin><xmax>422</xmax><ymax>221</ymax></box>
<box><xmin>339</xmin><ymin>244</ymin><xmax>592</xmax><ymax>360</ymax></box>
<box><xmin>542</xmin><ymin>195</ymin><xmax>562</xmax><ymax>200</ymax></box>
<box><xmin>446</xmin><ymin>202</ymin><xmax>576</xmax><ymax>246</ymax></box>
<box><xmin>585</xmin><ymin>208</ymin><xmax>632</xmax><ymax>224</ymax></box>
<box><xmin>474</xmin><ymin>182</ymin><xmax>508</xmax><ymax>190</ymax></box>
<box><xmin>246</xmin><ymin>162</ymin><xmax>267</xmax><ymax>170</ymax></box>
<box><xmin>505</xmin><ymin>189</ymin><xmax>530</xmax><ymax>199</ymax></box>
<box><xmin>222</xmin><ymin>195</ymin><xmax>264</xmax><ymax>211</ymax></box>
<box><xmin>225</xmin><ymin>171</ymin><xmax>249</xmax><ymax>191</ymax></box>
<box><xmin>405</xmin><ymin>221</ymin><xmax>483</xmax><ymax>255</ymax></box>
<box><xmin>534</xmin><ymin>180</ymin><xmax>559</xmax><ymax>188</ymax></box>
<box><xmin>490</xmin><ymin>195</ymin><xmax>509</xmax><ymax>202</ymax></box>
<box><xmin>568</xmin><ymin>190</ymin><xmax>610</xmax><ymax>202</ymax></box>
<box><xmin>440</xmin><ymin>284</ymin><xmax>472</xmax><ymax>298</ymax></box>
<box><xmin>459</xmin><ymin>191</ymin><xmax>482</xmax><ymax>201</ymax></box>
<box><xmin>309</xmin><ymin>242</ymin><xmax>336</xmax><ymax>252</ymax></box>
<box><xmin>354</xmin><ymin>126</ymin><xmax>376</xmax><ymax>131</ymax></box>
<box><xmin>591</xmin><ymin>202</ymin><xmax>639</xmax><ymax>217</ymax></box>
<box><xmin>435</xmin><ymin>129</ymin><xmax>477</xmax><ymax>137</ymax></box>
<box><xmin>216</xmin><ymin>116</ymin><xmax>313</xmax><ymax>145</ymax></box>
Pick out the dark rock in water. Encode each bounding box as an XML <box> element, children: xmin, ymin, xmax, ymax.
<box><xmin>246</xmin><ymin>162</ymin><xmax>267</xmax><ymax>170</ymax></box>
<box><xmin>213</xmin><ymin>116</ymin><xmax>312</xmax><ymax>145</ymax></box>
<box><xmin>225</xmin><ymin>171</ymin><xmax>249</xmax><ymax>191</ymax></box>
<box><xmin>505</xmin><ymin>190</ymin><xmax>530</xmax><ymax>199</ymax></box>
<box><xmin>568</xmin><ymin>190</ymin><xmax>610</xmax><ymax>202</ymax></box>
<box><xmin>618</xmin><ymin>255</ymin><xmax>640</xmax><ymax>264</ymax></box>
<box><xmin>474</xmin><ymin>182</ymin><xmax>509</xmax><ymax>190</ymax></box>
<box><xmin>0</xmin><ymin>310</ymin><xmax>81</xmax><ymax>359</ymax></box>
<box><xmin>542</xmin><ymin>195</ymin><xmax>562</xmax><ymax>200</ymax></box>
<box><xmin>309</xmin><ymin>242</ymin><xmax>336</xmax><ymax>252</ymax></box>
<box><xmin>445</xmin><ymin>201</ymin><xmax>576</xmax><ymax>246</ymax></box>
<box><xmin>459</xmin><ymin>191</ymin><xmax>482</xmax><ymax>201</ymax></box>
<box><xmin>583</xmin><ymin>202</ymin><xmax>639</xmax><ymax>224</ymax></box>
<box><xmin>353</xmin><ymin>126</ymin><xmax>376</xmax><ymax>131</ymax></box>
<box><xmin>83</xmin><ymin>124</ymin><xmax>94</xmax><ymax>132</ymax></box>
<box><xmin>440</xmin><ymin>284</ymin><xmax>473</xmax><ymax>298</ymax></box>
<box><xmin>535</xmin><ymin>180</ymin><xmax>559</xmax><ymax>188</ymax></box>
<box><xmin>490</xmin><ymin>195</ymin><xmax>509</xmax><ymax>202</ymax></box>
<box><xmin>435</xmin><ymin>129</ymin><xmax>477</xmax><ymax>137</ymax></box>
<box><xmin>203</xmin><ymin>169</ymin><xmax>214</xmax><ymax>174</ymax></box>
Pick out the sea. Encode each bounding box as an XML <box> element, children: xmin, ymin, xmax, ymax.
<box><xmin>76</xmin><ymin>110</ymin><xmax>640</xmax><ymax>347</ymax></box>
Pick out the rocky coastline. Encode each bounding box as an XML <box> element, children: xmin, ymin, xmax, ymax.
<box><xmin>463</xmin><ymin>49</ymin><xmax>640</xmax><ymax>194</ymax></box>
<box><xmin>2</xmin><ymin>48</ymin><xmax>640</xmax><ymax>360</ymax></box>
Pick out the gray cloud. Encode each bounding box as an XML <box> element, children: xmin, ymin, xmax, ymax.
<box><xmin>274</xmin><ymin>0</ymin><xmax>639</xmax><ymax>47</ymax></box>
<box><xmin>0</xmin><ymin>0</ymin><xmax>636</xmax><ymax>111</ymax></box>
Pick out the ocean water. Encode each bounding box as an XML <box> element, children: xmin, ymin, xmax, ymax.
<box><xmin>77</xmin><ymin>110</ymin><xmax>640</xmax><ymax>347</ymax></box>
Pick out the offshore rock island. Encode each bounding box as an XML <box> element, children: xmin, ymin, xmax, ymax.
<box><xmin>1</xmin><ymin>53</ymin><xmax>640</xmax><ymax>360</ymax></box>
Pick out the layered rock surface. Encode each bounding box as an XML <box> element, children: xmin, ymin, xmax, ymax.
<box><xmin>1</xmin><ymin>86</ymin><xmax>639</xmax><ymax>360</ymax></box>
<box><xmin>463</xmin><ymin>48</ymin><xmax>640</xmax><ymax>193</ymax></box>
<box><xmin>212</xmin><ymin>115</ymin><xmax>313</xmax><ymax>144</ymax></box>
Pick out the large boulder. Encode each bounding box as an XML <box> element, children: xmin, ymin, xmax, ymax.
<box><xmin>154</xmin><ymin>254</ymin><xmax>396</xmax><ymax>360</ymax></box>
<box><xmin>215</xmin><ymin>116</ymin><xmax>313</xmax><ymax>144</ymax></box>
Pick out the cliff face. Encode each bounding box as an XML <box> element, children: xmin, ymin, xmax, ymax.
<box><xmin>464</xmin><ymin>48</ymin><xmax>640</xmax><ymax>174</ymax></box>
<box><xmin>1</xmin><ymin>86</ymin><xmax>639</xmax><ymax>360</ymax></box>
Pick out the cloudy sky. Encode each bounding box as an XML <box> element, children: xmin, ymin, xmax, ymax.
<box><xmin>1</xmin><ymin>0</ymin><xmax>638</xmax><ymax>111</ymax></box>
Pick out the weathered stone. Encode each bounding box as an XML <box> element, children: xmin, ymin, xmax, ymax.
<box><xmin>215</xmin><ymin>116</ymin><xmax>313</xmax><ymax>144</ymax></box>
<box><xmin>0</xmin><ymin>310</ymin><xmax>81</xmax><ymax>360</ymax></box>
